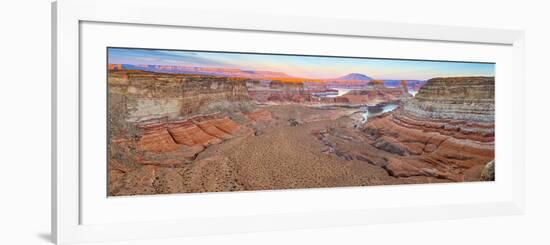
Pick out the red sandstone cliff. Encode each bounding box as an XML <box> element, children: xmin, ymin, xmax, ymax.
<box><xmin>360</xmin><ymin>77</ymin><xmax>495</xmax><ymax>180</ymax></box>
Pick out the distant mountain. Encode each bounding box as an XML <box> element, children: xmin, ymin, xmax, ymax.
<box><xmin>336</xmin><ymin>73</ymin><xmax>373</xmax><ymax>81</ymax></box>
<box><xmin>111</xmin><ymin>65</ymin><xmax>426</xmax><ymax>89</ymax></box>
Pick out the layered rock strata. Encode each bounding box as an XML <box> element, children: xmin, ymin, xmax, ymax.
<box><xmin>247</xmin><ymin>79</ymin><xmax>410</xmax><ymax>106</ymax></box>
<box><xmin>108</xmin><ymin>70</ymin><xmax>496</xmax><ymax>196</ymax></box>
<box><xmin>403</xmin><ymin>77</ymin><xmax>494</xmax><ymax>122</ymax></box>
<box><xmin>132</xmin><ymin>114</ymin><xmax>253</xmax><ymax>166</ymax></box>
<box><xmin>108</xmin><ymin>108</ymin><xmax>275</xmax><ymax>195</ymax></box>
<box><xmin>317</xmin><ymin>77</ymin><xmax>495</xmax><ymax>181</ymax></box>
<box><xmin>108</xmin><ymin>71</ymin><xmax>260</xmax><ymax>173</ymax></box>
<box><xmin>338</xmin><ymin>86</ymin><xmax>411</xmax><ymax>106</ymax></box>
<box><xmin>108</xmin><ymin>70</ymin><xmax>252</xmax><ymax>122</ymax></box>
<box><xmin>362</xmin><ymin>77</ymin><xmax>495</xmax><ymax>180</ymax></box>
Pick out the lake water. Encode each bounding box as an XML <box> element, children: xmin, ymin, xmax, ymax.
<box><xmin>362</xmin><ymin>103</ymin><xmax>399</xmax><ymax>122</ymax></box>
<box><xmin>408</xmin><ymin>90</ymin><xmax>419</xmax><ymax>97</ymax></box>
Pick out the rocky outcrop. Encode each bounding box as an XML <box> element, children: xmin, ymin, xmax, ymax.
<box><xmin>403</xmin><ymin>77</ymin><xmax>494</xmax><ymax>122</ymax></box>
<box><xmin>249</xmin><ymin>81</ymin><xmax>410</xmax><ymax>106</ymax></box>
<box><xmin>400</xmin><ymin>80</ymin><xmax>409</xmax><ymax>93</ymax></box>
<box><xmin>108</xmin><ymin>71</ymin><xmax>252</xmax><ymax>122</ymax></box>
<box><xmin>480</xmin><ymin>160</ymin><xmax>495</xmax><ymax>181</ymax></box>
<box><xmin>315</xmin><ymin>77</ymin><xmax>495</xmax><ymax>181</ymax></box>
<box><xmin>106</xmin><ymin>113</ymin><xmax>253</xmax><ymax>168</ymax></box>
<box><xmin>264</xmin><ymin>81</ymin><xmax>312</xmax><ymax>103</ymax></box>
<box><xmin>361</xmin><ymin>77</ymin><xmax>495</xmax><ymax>181</ymax></box>
<box><xmin>107</xmin><ymin>71</ymin><xmax>257</xmax><ymax>170</ymax></box>
<box><xmin>170</xmin><ymin>123</ymin><xmax>223</xmax><ymax>146</ymax></box>
<box><xmin>362</xmin><ymin>114</ymin><xmax>494</xmax><ymax>181</ymax></box>
<box><xmin>137</xmin><ymin>127</ymin><xmax>181</xmax><ymax>152</ymax></box>
<box><xmin>107</xmin><ymin>110</ymin><xmax>266</xmax><ymax>195</ymax></box>
<box><xmin>267</xmin><ymin>92</ymin><xmax>311</xmax><ymax>103</ymax></box>
<box><xmin>340</xmin><ymin>86</ymin><xmax>411</xmax><ymax>106</ymax></box>
<box><xmin>108</xmin><ymin>64</ymin><xmax>123</xmax><ymax>71</ymax></box>
<box><xmin>108</xmin><ymin>66</ymin><xmax>496</xmax><ymax>196</ymax></box>
<box><xmin>178</xmin><ymin>77</ymin><xmax>251</xmax><ymax>116</ymax></box>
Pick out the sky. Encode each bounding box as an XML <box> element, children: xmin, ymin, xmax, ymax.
<box><xmin>108</xmin><ymin>48</ymin><xmax>495</xmax><ymax>80</ymax></box>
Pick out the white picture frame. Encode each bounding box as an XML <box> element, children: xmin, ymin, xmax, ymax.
<box><xmin>52</xmin><ymin>0</ymin><xmax>525</xmax><ymax>244</ymax></box>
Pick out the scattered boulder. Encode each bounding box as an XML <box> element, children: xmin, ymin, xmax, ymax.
<box><xmin>288</xmin><ymin>118</ymin><xmax>301</xmax><ymax>127</ymax></box>
<box><xmin>480</xmin><ymin>160</ymin><xmax>495</xmax><ymax>181</ymax></box>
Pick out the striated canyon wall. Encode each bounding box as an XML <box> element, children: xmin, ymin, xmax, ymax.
<box><xmin>357</xmin><ymin>76</ymin><xmax>495</xmax><ymax>181</ymax></box>
<box><xmin>403</xmin><ymin>77</ymin><xmax>495</xmax><ymax>122</ymax></box>
<box><xmin>108</xmin><ymin>70</ymin><xmax>252</xmax><ymax>123</ymax></box>
<box><xmin>108</xmin><ymin>70</ymin><xmax>273</xmax><ymax>195</ymax></box>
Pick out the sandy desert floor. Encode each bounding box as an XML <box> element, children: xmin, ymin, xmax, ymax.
<box><xmin>146</xmin><ymin>104</ymin><xmax>449</xmax><ymax>195</ymax></box>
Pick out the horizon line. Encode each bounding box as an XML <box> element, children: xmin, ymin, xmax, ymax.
<box><xmin>108</xmin><ymin>63</ymin><xmax>498</xmax><ymax>81</ymax></box>
<box><xmin>107</xmin><ymin>47</ymin><xmax>496</xmax><ymax>80</ymax></box>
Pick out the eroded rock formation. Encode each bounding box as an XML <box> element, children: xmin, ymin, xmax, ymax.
<box><xmin>108</xmin><ymin>71</ymin><xmax>266</xmax><ymax>194</ymax></box>
<box><xmin>108</xmin><ymin>70</ymin><xmax>495</xmax><ymax>196</ymax></box>
<box><xmin>108</xmin><ymin>70</ymin><xmax>252</xmax><ymax>122</ymax></box>
<box><xmin>403</xmin><ymin>77</ymin><xmax>494</xmax><ymax>122</ymax></box>
<box><xmin>364</xmin><ymin>77</ymin><xmax>495</xmax><ymax>180</ymax></box>
<box><xmin>338</xmin><ymin>86</ymin><xmax>411</xmax><ymax>106</ymax></box>
<box><xmin>318</xmin><ymin>77</ymin><xmax>495</xmax><ymax>181</ymax></box>
<box><xmin>246</xmin><ymin>78</ymin><xmax>411</xmax><ymax>106</ymax></box>
<box><xmin>480</xmin><ymin>160</ymin><xmax>495</xmax><ymax>181</ymax></box>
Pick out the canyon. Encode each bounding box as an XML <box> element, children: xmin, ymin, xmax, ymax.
<box><xmin>321</xmin><ymin>77</ymin><xmax>495</xmax><ymax>181</ymax></box>
<box><xmin>107</xmin><ymin>67</ymin><xmax>495</xmax><ymax>196</ymax></box>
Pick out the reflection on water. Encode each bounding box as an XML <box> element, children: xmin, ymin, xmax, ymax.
<box><xmin>362</xmin><ymin>110</ymin><xmax>369</xmax><ymax>122</ymax></box>
<box><xmin>312</xmin><ymin>88</ymin><xmax>359</xmax><ymax>98</ymax></box>
<box><xmin>378</xmin><ymin>103</ymin><xmax>399</xmax><ymax>114</ymax></box>
<box><xmin>362</xmin><ymin>103</ymin><xmax>399</xmax><ymax>122</ymax></box>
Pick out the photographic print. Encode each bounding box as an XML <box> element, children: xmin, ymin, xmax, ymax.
<box><xmin>107</xmin><ymin>47</ymin><xmax>495</xmax><ymax>196</ymax></box>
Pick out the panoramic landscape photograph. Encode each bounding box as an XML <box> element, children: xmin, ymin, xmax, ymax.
<box><xmin>107</xmin><ymin>47</ymin><xmax>495</xmax><ymax>196</ymax></box>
